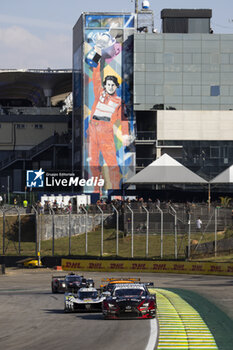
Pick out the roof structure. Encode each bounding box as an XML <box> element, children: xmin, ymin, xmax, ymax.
<box><xmin>210</xmin><ymin>165</ymin><xmax>233</xmax><ymax>183</ymax></box>
<box><xmin>125</xmin><ymin>153</ymin><xmax>207</xmax><ymax>185</ymax></box>
<box><xmin>0</xmin><ymin>70</ymin><xmax>72</xmax><ymax>107</ymax></box>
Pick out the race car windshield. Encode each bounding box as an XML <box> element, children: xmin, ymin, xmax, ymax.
<box><xmin>66</xmin><ymin>276</ymin><xmax>81</xmax><ymax>282</ymax></box>
<box><xmin>79</xmin><ymin>291</ymin><xmax>98</xmax><ymax>299</ymax></box>
<box><xmin>114</xmin><ymin>289</ymin><xmax>146</xmax><ymax>297</ymax></box>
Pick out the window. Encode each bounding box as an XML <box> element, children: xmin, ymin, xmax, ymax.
<box><xmin>35</xmin><ymin>124</ymin><xmax>43</xmax><ymax>129</ymax></box>
<box><xmin>210</xmin><ymin>86</ymin><xmax>220</xmax><ymax>96</ymax></box>
<box><xmin>16</xmin><ymin>124</ymin><xmax>25</xmax><ymax>129</ymax></box>
<box><xmin>188</xmin><ymin>18</ymin><xmax>210</xmax><ymax>33</ymax></box>
<box><xmin>210</xmin><ymin>146</ymin><xmax>220</xmax><ymax>159</ymax></box>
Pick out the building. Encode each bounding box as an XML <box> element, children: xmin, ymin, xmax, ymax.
<box><xmin>0</xmin><ymin>69</ymin><xmax>72</xmax><ymax>193</ymax></box>
<box><xmin>73</xmin><ymin>6</ymin><xmax>233</xmax><ymax>199</ymax></box>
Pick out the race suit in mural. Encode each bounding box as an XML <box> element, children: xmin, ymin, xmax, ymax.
<box><xmin>87</xmin><ymin>62</ymin><xmax>130</xmax><ymax>191</ymax></box>
<box><xmin>84</xmin><ymin>15</ymin><xmax>135</xmax><ymax>194</ymax></box>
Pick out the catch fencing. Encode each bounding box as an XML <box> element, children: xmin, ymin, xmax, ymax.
<box><xmin>0</xmin><ymin>202</ymin><xmax>232</xmax><ymax>260</ymax></box>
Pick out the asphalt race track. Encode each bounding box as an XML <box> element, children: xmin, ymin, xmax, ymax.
<box><xmin>0</xmin><ymin>269</ymin><xmax>233</xmax><ymax>350</ymax></box>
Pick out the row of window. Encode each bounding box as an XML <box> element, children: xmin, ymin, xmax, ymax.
<box><xmin>6</xmin><ymin>124</ymin><xmax>44</xmax><ymax>129</ymax></box>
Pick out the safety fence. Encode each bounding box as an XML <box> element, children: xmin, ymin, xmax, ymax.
<box><xmin>0</xmin><ymin>203</ymin><xmax>232</xmax><ymax>260</ymax></box>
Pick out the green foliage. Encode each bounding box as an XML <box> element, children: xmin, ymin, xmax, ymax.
<box><xmin>224</xmin><ymin>228</ymin><xmax>233</xmax><ymax>239</ymax></box>
<box><xmin>219</xmin><ymin>196</ymin><xmax>232</xmax><ymax>207</ymax></box>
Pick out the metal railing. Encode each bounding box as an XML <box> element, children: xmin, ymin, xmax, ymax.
<box><xmin>0</xmin><ymin>132</ymin><xmax>71</xmax><ymax>170</ymax></box>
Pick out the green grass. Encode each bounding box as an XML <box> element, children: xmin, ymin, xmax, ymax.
<box><xmin>191</xmin><ymin>253</ymin><xmax>233</xmax><ymax>263</ymax></box>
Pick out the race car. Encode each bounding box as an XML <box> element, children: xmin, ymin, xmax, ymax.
<box><xmin>51</xmin><ymin>275</ymin><xmax>66</xmax><ymax>293</ymax></box>
<box><xmin>100</xmin><ymin>277</ymin><xmax>141</xmax><ymax>293</ymax></box>
<box><xmin>102</xmin><ymin>283</ymin><xmax>156</xmax><ymax>319</ymax></box>
<box><xmin>64</xmin><ymin>287</ymin><xmax>105</xmax><ymax>313</ymax></box>
<box><xmin>17</xmin><ymin>257</ymin><xmax>43</xmax><ymax>268</ymax></box>
<box><xmin>65</xmin><ymin>274</ymin><xmax>94</xmax><ymax>293</ymax></box>
<box><xmin>51</xmin><ymin>273</ymin><xmax>94</xmax><ymax>293</ymax></box>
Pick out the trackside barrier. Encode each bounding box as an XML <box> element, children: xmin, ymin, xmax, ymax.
<box><xmin>61</xmin><ymin>258</ymin><xmax>233</xmax><ymax>276</ymax></box>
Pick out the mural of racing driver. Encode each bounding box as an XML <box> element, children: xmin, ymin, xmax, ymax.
<box><xmin>87</xmin><ymin>58</ymin><xmax>131</xmax><ymax>192</ymax></box>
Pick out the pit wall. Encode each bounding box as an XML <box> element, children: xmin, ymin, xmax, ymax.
<box><xmin>61</xmin><ymin>258</ymin><xmax>233</xmax><ymax>276</ymax></box>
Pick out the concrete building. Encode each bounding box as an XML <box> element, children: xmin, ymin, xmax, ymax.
<box><xmin>73</xmin><ymin>6</ymin><xmax>233</xmax><ymax>199</ymax></box>
<box><xmin>0</xmin><ymin>69</ymin><xmax>72</xmax><ymax>193</ymax></box>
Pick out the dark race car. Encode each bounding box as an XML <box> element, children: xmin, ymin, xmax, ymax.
<box><xmin>51</xmin><ymin>275</ymin><xmax>66</xmax><ymax>293</ymax></box>
<box><xmin>65</xmin><ymin>274</ymin><xmax>88</xmax><ymax>293</ymax></box>
<box><xmin>51</xmin><ymin>273</ymin><xmax>94</xmax><ymax>293</ymax></box>
<box><xmin>102</xmin><ymin>283</ymin><xmax>156</xmax><ymax>319</ymax></box>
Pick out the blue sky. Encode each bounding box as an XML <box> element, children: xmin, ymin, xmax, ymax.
<box><xmin>0</xmin><ymin>0</ymin><xmax>232</xmax><ymax>69</ymax></box>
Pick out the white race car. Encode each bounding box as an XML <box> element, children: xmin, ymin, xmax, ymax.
<box><xmin>64</xmin><ymin>287</ymin><xmax>105</xmax><ymax>313</ymax></box>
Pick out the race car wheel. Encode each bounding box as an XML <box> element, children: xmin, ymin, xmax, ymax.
<box><xmin>64</xmin><ymin>303</ymin><xmax>73</xmax><ymax>313</ymax></box>
<box><xmin>52</xmin><ymin>285</ymin><xmax>57</xmax><ymax>293</ymax></box>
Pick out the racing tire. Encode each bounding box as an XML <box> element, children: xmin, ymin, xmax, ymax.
<box><xmin>51</xmin><ymin>285</ymin><xmax>57</xmax><ymax>293</ymax></box>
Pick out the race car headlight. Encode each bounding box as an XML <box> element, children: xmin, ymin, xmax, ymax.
<box><xmin>108</xmin><ymin>303</ymin><xmax>116</xmax><ymax>308</ymax></box>
<box><xmin>103</xmin><ymin>301</ymin><xmax>118</xmax><ymax>311</ymax></box>
<box><xmin>137</xmin><ymin>300</ymin><xmax>154</xmax><ymax>312</ymax></box>
<box><xmin>142</xmin><ymin>303</ymin><xmax>149</xmax><ymax>307</ymax></box>
<box><xmin>62</xmin><ymin>283</ymin><xmax>66</xmax><ymax>287</ymax></box>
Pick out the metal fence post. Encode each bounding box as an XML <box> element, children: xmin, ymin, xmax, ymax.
<box><xmin>170</xmin><ymin>205</ymin><xmax>177</xmax><ymax>259</ymax></box>
<box><xmin>215</xmin><ymin>208</ymin><xmax>217</xmax><ymax>257</ymax></box>
<box><xmin>32</xmin><ymin>205</ymin><xmax>39</xmax><ymax>263</ymax></box>
<box><xmin>188</xmin><ymin>213</ymin><xmax>191</xmax><ymax>259</ymax></box>
<box><xmin>49</xmin><ymin>207</ymin><xmax>55</xmax><ymax>256</ymax></box>
<box><xmin>127</xmin><ymin>205</ymin><xmax>134</xmax><ymax>258</ymax></box>
<box><xmin>3</xmin><ymin>211</ymin><xmax>5</xmax><ymax>255</ymax></box>
<box><xmin>112</xmin><ymin>204</ymin><xmax>119</xmax><ymax>256</ymax></box>
<box><xmin>142</xmin><ymin>205</ymin><xmax>149</xmax><ymax>257</ymax></box>
<box><xmin>68</xmin><ymin>211</ymin><xmax>71</xmax><ymax>255</ymax></box>
<box><xmin>156</xmin><ymin>205</ymin><xmax>163</xmax><ymax>259</ymax></box>
<box><xmin>81</xmin><ymin>206</ymin><xmax>88</xmax><ymax>255</ymax></box>
<box><xmin>18</xmin><ymin>210</ymin><xmax>21</xmax><ymax>254</ymax></box>
<box><xmin>97</xmin><ymin>205</ymin><xmax>104</xmax><ymax>257</ymax></box>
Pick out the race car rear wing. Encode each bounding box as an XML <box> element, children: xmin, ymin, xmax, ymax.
<box><xmin>101</xmin><ymin>277</ymin><xmax>141</xmax><ymax>283</ymax></box>
<box><xmin>139</xmin><ymin>282</ymin><xmax>154</xmax><ymax>287</ymax></box>
<box><xmin>52</xmin><ymin>275</ymin><xmax>66</xmax><ymax>280</ymax></box>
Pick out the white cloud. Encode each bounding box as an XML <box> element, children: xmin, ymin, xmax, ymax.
<box><xmin>0</xmin><ymin>14</ymin><xmax>71</xmax><ymax>31</ymax></box>
<box><xmin>0</xmin><ymin>26</ymin><xmax>72</xmax><ymax>69</ymax></box>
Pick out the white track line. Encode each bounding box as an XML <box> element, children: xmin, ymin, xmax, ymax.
<box><xmin>145</xmin><ymin>317</ymin><xmax>159</xmax><ymax>350</ymax></box>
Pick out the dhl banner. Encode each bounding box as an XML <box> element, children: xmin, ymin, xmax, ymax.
<box><xmin>61</xmin><ymin>259</ymin><xmax>233</xmax><ymax>276</ymax></box>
